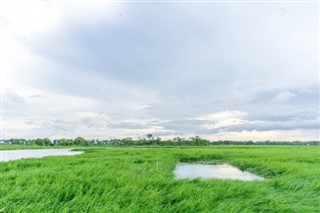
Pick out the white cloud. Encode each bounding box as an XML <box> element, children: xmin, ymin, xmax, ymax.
<box><xmin>272</xmin><ymin>91</ymin><xmax>296</xmax><ymax>103</ymax></box>
<box><xmin>195</xmin><ymin>110</ymin><xmax>248</xmax><ymax>121</ymax></box>
<box><xmin>0</xmin><ymin>0</ymin><xmax>125</xmax><ymax>91</ymax></box>
<box><xmin>1</xmin><ymin>1</ymin><xmax>61</xmax><ymax>36</ymax></box>
<box><xmin>0</xmin><ymin>1</ymin><xmax>122</xmax><ymax>36</ymax></box>
<box><xmin>194</xmin><ymin>110</ymin><xmax>262</xmax><ymax>130</ymax></box>
<box><xmin>0</xmin><ymin>2</ymin><xmax>318</xmax><ymax>140</ymax></box>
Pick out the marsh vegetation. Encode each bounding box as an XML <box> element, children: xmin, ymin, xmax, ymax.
<box><xmin>1</xmin><ymin>146</ymin><xmax>319</xmax><ymax>212</ymax></box>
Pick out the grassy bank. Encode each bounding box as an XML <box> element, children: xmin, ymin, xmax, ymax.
<box><xmin>1</xmin><ymin>146</ymin><xmax>319</xmax><ymax>212</ymax></box>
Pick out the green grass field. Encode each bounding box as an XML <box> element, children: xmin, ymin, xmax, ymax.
<box><xmin>1</xmin><ymin>146</ymin><xmax>319</xmax><ymax>212</ymax></box>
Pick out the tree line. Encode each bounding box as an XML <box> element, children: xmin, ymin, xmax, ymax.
<box><xmin>1</xmin><ymin>135</ymin><xmax>319</xmax><ymax>146</ymax></box>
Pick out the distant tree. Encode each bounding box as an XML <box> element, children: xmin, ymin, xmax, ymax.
<box><xmin>35</xmin><ymin>138</ymin><xmax>44</xmax><ymax>146</ymax></box>
<box><xmin>43</xmin><ymin>138</ymin><xmax>51</xmax><ymax>146</ymax></box>
<box><xmin>9</xmin><ymin>139</ymin><xmax>27</xmax><ymax>145</ymax></box>
<box><xmin>28</xmin><ymin>139</ymin><xmax>36</xmax><ymax>146</ymax></box>
<box><xmin>173</xmin><ymin>137</ymin><xmax>187</xmax><ymax>145</ymax></box>
<box><xmin>147</xmin><ymin>134</ymin><xmax>153</xmax><ymax>140</ymax></box>
<box><xmin>122</xmin><ymin>137</ymin><xmax>133</xmax><ymax>145</ymax></box>
<box><xmin>56</xmin><ymin>138</ymin><xmax>67</xmax><ymax>146</ymax></box>
<box><xmin>74</xmin><ymin>137</ymin><xmax>86</xmax><ymax>146</ymax></box>
<box><xmin>189</xmin><ymin>136</ymin><xmax>209</xmax><ymax>146</ymax></box>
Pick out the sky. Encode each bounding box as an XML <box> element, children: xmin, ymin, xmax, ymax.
<box><xmin>0</xmin><ymin>0</ymin><xmax>319</xmax><ymax>141</ymax></box>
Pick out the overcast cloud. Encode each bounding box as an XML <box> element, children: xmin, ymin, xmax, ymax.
<box><xmin>1</xmin><ymin>1</ymin><xmax>319</xmax><ymax>140</ymax></box>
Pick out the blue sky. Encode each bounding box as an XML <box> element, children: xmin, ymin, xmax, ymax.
<box><xmin>1</xmin><ymin>1</ymin><xmax>319</xmax><ymax>140</ymax></box>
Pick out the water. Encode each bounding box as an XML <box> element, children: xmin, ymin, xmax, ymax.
<box><xmin>0</xmin><ymin>148</ymin><xmax>84</xmax><ymax>162</ymax></box>
<box><xmin>174</xmin><ymin>163</ymin><xmax>264</xmax><ymax>181</ymax></box>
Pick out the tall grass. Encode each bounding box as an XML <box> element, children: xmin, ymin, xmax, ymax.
<box><xmin>1</xmin><ymin>146</ymin><xmax>319</xmax><ymax>212</ymax></box>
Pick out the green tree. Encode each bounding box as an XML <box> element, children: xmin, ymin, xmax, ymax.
<box><xmin>43</xmin><ymin>138</ymin><xmax>51</xmax><ymax>146</ymax></box>
<box><xmin>122</xmin><ymin>137</ymin><xmax>133</xmax><ymax>145</ymax></box>
<box><xmin>189</xmin><ymin>136</ymin><xmax>209</xmax><ymax>146</ymax></box>
<box><xmin>147</xmin><ymin>134</ymin><xmax>153</xmax><ymax>140</ymax></box>
<box><xmin>74</xmin><ymin>137</ymin><xmax>86</xmax><ymax>146</ymax></box>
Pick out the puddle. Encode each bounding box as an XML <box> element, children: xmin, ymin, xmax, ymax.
<box><xmin>0</xmin><ymin>149</ymin><xmax>84</xmax><ymax>162</ymax></box>
<box><xmin>174</xmin><ymin>163</ymin><xmax>264</xmax><ymax>181</ymax></box>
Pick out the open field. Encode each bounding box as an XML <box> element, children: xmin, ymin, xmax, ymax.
<box><xmin>1</xmin><ymin>146</ymin><xmax>319</xmax><ymax>212</ymax></box>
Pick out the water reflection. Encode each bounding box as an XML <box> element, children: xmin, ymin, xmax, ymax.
<box><xmin>174</xmin><ymin>163</ymin><xmax>264</xmax><ymax>181</ymax></box>
<box><xmin>0</xmin><ymin>149</ymin><xmax>83</xmax><ymax>162</ymax></box>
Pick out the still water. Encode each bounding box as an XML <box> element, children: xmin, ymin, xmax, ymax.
<box><xmin>174</xmin><ymin>163</ymin><xmax>264</xmax><ymax>181</ymax></box>
<box><xmin>0</xmin><ymin>149</ymin><xmax>84</xmax><ymax>162</ymax></box>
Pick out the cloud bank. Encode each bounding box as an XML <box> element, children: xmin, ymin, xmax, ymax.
<box><xmin>1</xmin><ymin>1</ymin><xmax>319</xmax><ymax>140</ymax></box>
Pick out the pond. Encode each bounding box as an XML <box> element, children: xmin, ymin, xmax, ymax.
<box><xmin>0</xmin><ymin>148</ymin><xmax>84</xmax><ymax>162</ymax></box>
<box><xmin>174</xmin><ymin>163</ymin><xmax>264</xmax><ymax>181</ymax></box>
